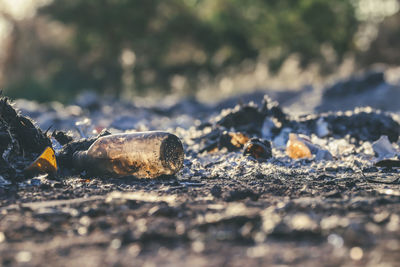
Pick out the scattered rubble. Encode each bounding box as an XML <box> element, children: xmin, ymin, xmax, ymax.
<box><xmin>0</xmin><ymin>72</ymin><xmax>400</xmax><ymax>266</ymax></box>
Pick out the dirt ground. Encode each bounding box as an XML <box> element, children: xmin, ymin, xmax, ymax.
<box><xmin>1</xmin><ymin>71</ymin><xmax>400</xmax><ymax>266</ymax></box>
<box><xmin>1</xmin><ymin>171</ymin><xmax>400</xmax><ymax>267</ymax></box>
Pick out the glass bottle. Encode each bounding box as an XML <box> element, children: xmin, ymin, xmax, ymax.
<box><xmin>73</xmin><ymin>131</ymin><xmax>184</xmax><ymax>178</ymax></box>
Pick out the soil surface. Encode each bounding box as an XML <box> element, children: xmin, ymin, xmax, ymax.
<box><xmin>1</xmin><ymin>71</ymin><xmax>400</xmax><ymax>266</ymax></box>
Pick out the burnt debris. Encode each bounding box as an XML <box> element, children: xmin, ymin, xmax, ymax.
<box><xmin>1</xmin><ymin>87</ymin><xmax>400</xmax><ymax>183</ymax></box>
<box><xmin>293</xmin><ymin>108</ymin><xmax>400</xmax><ymax>143</ymax></box>
<box><xmin>196</xmin><ymin>96</ymin><xmax>399</xmax><ymax>157</ymax></box>
<box><xmin>0</xmin><ymin>97</ymin><xmax>51</xmax><ymax>181</ymax></box>
<box><xmin>243</xmin><ymin>138</ymin><xmax>272</xmax><ymax>160</ymax></box>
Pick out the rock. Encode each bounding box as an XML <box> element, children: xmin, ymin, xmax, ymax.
<box><xmin>243</xmin><ymin>138</ymin><xmax>272</xmax><ymax>160</ymax></box>
<box><xmin>372</xmin><ymin>135</ymin><xmax>398</xmax><ymax>159</ymax></box>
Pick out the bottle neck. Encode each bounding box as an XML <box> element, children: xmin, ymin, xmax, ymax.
<box><xmin>72</xmin><ymin>150</ymin><xmax>88</xmax><ymax>170</ymax></box>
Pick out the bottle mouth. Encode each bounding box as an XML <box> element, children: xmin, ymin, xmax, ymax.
<box><xmin>160</xmin><ymin>134</ymin><xmax>184</xmax><ymax>173</ymax></box>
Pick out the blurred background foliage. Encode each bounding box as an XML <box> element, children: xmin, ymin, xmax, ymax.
<box><xmin>0</xmin><ymin>0</ymin><xmax>399</xmax><ymax>102</ymax></box>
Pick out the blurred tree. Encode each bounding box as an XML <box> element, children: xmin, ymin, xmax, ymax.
<box><xmin>362</xmin><ymin>11</ymin><xmax>400</xmax><ymax>65</ymax></box>
<box><xmin>3</xmin><ymin>0</ymin><xmax>359</xmax><ymax>101</ymax></box>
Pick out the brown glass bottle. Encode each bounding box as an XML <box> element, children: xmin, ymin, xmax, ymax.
<box><xmin>73</xmin><ymin>131</ymin><xmax>184</xmax><ymax>178</ymax></box>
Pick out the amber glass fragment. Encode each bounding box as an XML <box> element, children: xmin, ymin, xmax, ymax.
<box><xmin>286</xmin><ymin>133</ymin><xmax>312</xmax><ymax>159</ymax></box>
<box><xmin>25</xmin><ymin>146</ymin><xmax>58</xmax><ymax>174</ymax></box>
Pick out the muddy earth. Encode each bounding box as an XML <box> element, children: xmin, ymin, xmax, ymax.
<box><xmin>1</xmin><ymin>70</ymin><xmax>400</xmax><ymax>266</ymax></box>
